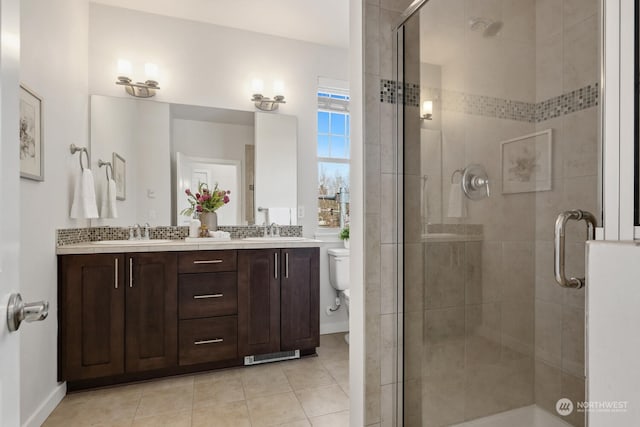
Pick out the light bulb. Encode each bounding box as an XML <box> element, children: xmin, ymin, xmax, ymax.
<box><xmin>144</xmin><ymin>63</ymin><xmax>159</xmax><ymax>80</ymax></box>
<box><xmin>251</xmin><ymin>79</ymin><xmax>264</xmax><ymax>94</ymax></box>
<box><xmin>423</xmin><ymin>100</ymin><xmax>433</xmax><ymax>116</ymax></box>
<box><xmin>117</xmin><ymin>59</ymin><xmax>132</xmax><ymax>76</ymax></box>
<box><xmin>273</xmin><ymin>80</ymin><xmax>285</xmax><ymax>95</ymax></box>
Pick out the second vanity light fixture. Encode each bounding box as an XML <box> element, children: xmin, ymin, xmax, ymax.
<box><xmin>251</xmin><ymin>79</ymin><xmax>286</xmax><ymax>111</ymax></box>
<box><xmin>422</xmin><ymin>100</ymin><xmax>433</xmax><ymax>120</ymax></box>
<box><xmin>115</xmin><ymin>59</ymin><xmax>161</xmax><ymax>98</ymax></box>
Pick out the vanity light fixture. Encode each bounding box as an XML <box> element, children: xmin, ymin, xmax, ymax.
<box><xmin>422</xmin><ymin>100</ymin><xmax>433</xmax><ymax>120</ymax></box>
<box><xmin>251</xmin><ymin>79</ymin><xmax>286</xmax><ymax>111</ymax></box>
<box><xmin>115</xmin><ymin>59</ymin><xmax>161</xmax><ymax>98</ymax></box>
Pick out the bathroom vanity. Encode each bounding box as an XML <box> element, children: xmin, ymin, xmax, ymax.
<box><xmin>56</xmin><ymin>240</ymin><xmax>319</xmax><ymax>390</ymax></box>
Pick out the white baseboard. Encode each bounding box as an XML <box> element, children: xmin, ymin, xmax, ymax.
<box><xmin>320</xmin><ymin>321</ymin><xmax>349</xmax><ymax>335</ymax></box>
<box><xmin>22</xmin><ymin>382</ymin><xmax>66</xmax><ymax>427</ymax></box>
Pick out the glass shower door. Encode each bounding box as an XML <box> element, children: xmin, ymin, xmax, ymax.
<box><xmin>396</xmin><ymin>1</ymin><xmax>602</xmax><ymax>426</ymax></box>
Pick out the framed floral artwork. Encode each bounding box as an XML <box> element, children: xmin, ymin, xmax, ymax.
<box><xmin>501</xmin><ymin>129</ymin><xmax>552</xmax><ymax>194</ymax></box>
<box><xmin>19</xmin><ymin>84</ymin><xmax>44</xmax><ymax>181</ymax></box>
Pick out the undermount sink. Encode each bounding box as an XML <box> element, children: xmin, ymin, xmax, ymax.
<box><xmin>92</xmin><ymin>239</ymin><xmax>173</xmax><ymax>245</ymax></box>
<box><xmin>242</xmin><ymin>237</ymin><xmax>307</xmax><ymax>242</ymax></box>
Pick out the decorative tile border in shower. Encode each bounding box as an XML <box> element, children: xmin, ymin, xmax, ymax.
<box><xmin>381</xmin><ymin>79</ymin><xmax>599</xmax><ymax>123</ymax></box>
<box><xmin>380</xmin><ymin>79</ymin><xmax>420</xmax><ymax>107</ymax></box>
<box><xmin>56</xmin><ymin>225</ymin><xmax>304</xmax><ymax>246</ymax></box>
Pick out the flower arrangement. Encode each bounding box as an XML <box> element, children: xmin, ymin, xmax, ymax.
<box><xmin>180</xmin><ymin>182</ymin><xmax>230</xmax><ymax>216</ymax></box>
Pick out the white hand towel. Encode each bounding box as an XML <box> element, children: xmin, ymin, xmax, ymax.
<box><xmin>269</xmin><ymin>207</ymin><xmax>293</xmax><ymax>225</ymax></box>
<box><xmin>100</xmin><ymin>178</ymin><xmax>118</xmax><ymax>219</ymax></box>
<box><xmin>70</xmin><ymin>169</ymin><xmax>99</xmax><ymax>219</ymax></box>
<box><xmin>447</xmin><ymin>183</ymin><xmax>466</xmax><ymax>218</ymax></box>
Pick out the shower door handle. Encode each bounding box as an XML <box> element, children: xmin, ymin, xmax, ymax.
<box><xmin>554</xmin><ymin>210</ymin><xmax>597</xmax><ymax>289</ymax></box>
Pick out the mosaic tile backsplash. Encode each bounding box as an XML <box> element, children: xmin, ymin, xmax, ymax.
<box><xmin>381</xmin><ymin>79</ymin><xmax>599</xmax><ymax>123</ymax></box>
<box><xmin>57</xmin><ymin>225</ymin><xmax>304</xmax><ymax>246</ymax></box>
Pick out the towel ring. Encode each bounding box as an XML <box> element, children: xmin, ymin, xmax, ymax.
<box><xmin>98</xmin><ymin>159</ymin><xmax>113</xmax><ymax>181</ymax></box>
<box><xmin>69</xmin><ymin>144</ymin><xmax>90</xmax><ymax>171</ymax></box>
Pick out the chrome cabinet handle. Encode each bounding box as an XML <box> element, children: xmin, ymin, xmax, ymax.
<box><xmin>129</xmin><ymin>258</ymin><xmax>133</xmax><ymax>288</ymax></box>
<box><xmin>275</xmin><ymin>252</ymin><xmax>278</xmax><ymax>279</ymax></box>
<box><xmin>114</xmin><ymin>258</ymin><xmax>118</xmax><ymax>289</ymax></box>
<box><xmin>193</xmin><ymin>259</ymin><xmax>223</xmax><ymax>264</ymax></box>
<box><xmin>194</xmin><ymin>338</ymin><xmax>223</xmax><ymax>345</ymax></box>
<box><xmin>193</xmin><ymin>294</ymin><xmax>223</xmax><ymax>299</ymax></box>
<box><xmin>554</xmin><ymin>210</ymin><xmax>597</xmax><ymax>289</ymax></box>
<box><xmin>285</xmin><ymin>252</ymin><xmax>289</xmax><ymax>278</ymax></box>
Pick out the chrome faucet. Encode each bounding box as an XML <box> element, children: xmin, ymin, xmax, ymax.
<box><xmin>142</xmin><ymin>223</ymin><xmax>151</xmax><ymax>240</ymax></box>
<box><xmin>131</xmin><ymin>224</ymin><xmax>142</xmax><ymax>240</ymax></box>
<box><xmin>262</xmin><ymin>222</ymin><xmax>269</xmax><ymax>237</ymax></box>
<box><xmin>270</xmin><ymin>223</ymin><xmax>280</xmax><ymax>237</ymax></box>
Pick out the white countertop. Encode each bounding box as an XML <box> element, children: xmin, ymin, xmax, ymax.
<box><xmin>56</xmin><ymin>238</ymin><xmax>322</xmax><ymax>255</ymax></box>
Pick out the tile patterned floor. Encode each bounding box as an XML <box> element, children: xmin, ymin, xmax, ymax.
<box><xmin>43</xmin><ymin>334</ymin><xmax>349</xmax><ymax>427</ymax></box>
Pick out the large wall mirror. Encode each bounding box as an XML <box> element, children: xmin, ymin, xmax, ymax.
<box><xmin>90</xmin><ymin>95</ymin><xmax>297</xmax><ymax>227</ymax></box>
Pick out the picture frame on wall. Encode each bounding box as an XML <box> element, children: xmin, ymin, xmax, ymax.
<box><xmin>19</xmin><ymin>84</ymin><xmax>44</xmax><ymax>181</ymax></box>
<box><xmin>501</xmin><ymin>129</ymin><xmax>553</xmax><ymax>194</ymax></box>
<box><xmin>112</xmin><ymin>152</ymin><xmax>126</xmax><ymax>200</ymax></box>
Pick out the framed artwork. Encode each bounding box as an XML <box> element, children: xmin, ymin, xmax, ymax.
<box><xmin>501</xmin><ymin>129</ymin><xmax>553</xmax><ymax>194</ymax></box>
<box><xmin>112</xmin><ymin>152</ymin><xmax>126</xmax><ymax>200</ymax></box>
<box><xmin>19</xmin><ymin>84</ymin><xmax>44</xmax><ymax>181</ymax></box>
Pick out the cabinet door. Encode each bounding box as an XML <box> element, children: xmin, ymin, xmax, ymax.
<box><xmin>280</xmin><ymin>248</ymin><xmax>320</xmax><ymax>351</ymax></box>
<box><xmin>59</xmin><ymin>254</ymin><xmax>125</xmax><ymax>381</ymax></box>
<box><xmin>238</xmin><ymin>249</ymin><xmax>280</xmax><ymax>356</ymax></box>
<box><xmin>126</xmin><ymin>252</ymin><xmax>178</xmax><ymax>372</ymax></box>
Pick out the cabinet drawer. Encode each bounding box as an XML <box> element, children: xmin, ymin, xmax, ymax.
<box><xmin>179</xmin><ymin>272</ymin><xmax>237</xmax><ymax>319</ymax></box>
<box><xmin>179</xmin><ymin>316</ymin><xmax>238</xmax><ymax>366</ymax></box>
<box><xmin>178</xmin><ymin>251</ymin><xmax>237</xmax><ymax>273</ymax></box>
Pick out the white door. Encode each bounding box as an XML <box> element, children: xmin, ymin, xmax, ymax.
<box><xmin>0</xmin><ymin>0</ymin><xmax>23</xmax><ymax>425</ymax></box>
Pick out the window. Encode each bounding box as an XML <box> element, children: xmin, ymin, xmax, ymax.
<box><xmin>318</xmin><ymin>91</ymin><xmax>350</xmax><ymax>228</ymax></box>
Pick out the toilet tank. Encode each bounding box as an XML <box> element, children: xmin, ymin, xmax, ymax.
<box><xmin>328</xmin><ymin>248</ymin><xmax>350</xmax><ymax>291</ymax></box>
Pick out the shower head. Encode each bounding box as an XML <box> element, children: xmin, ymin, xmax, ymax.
<box><xmin>468</xmin><ymin>17</ymin><xmax>503</xmax><ymax>37</ymax></box>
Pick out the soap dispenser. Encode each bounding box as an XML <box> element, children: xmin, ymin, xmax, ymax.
<box><xmin>189</xmin><ymin>213</ymin><xmax>201</xmax><ymax>238</ymax></box>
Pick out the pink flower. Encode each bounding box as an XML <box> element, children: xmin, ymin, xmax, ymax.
<box><xmin>223</xmin><ymin>195</ymin><xmax>230</xmax><ymax>204</ymax></box>
<box><xmin>185</xmin><ymin>189</ymin><xmax>192</xmax><ymax>195</ymax></box>
<box><xmin>195</xmin><ymin>193</ymin><xmax>201</xmax><ymax>199</ymax></box>
<box><xmin>202</xmin><ymin>194</ymin><xmax>211</xmax><ymax>201</ymax></box>
<box><xmin>196</xmin><ymin>205</ymin><xmax>203</xmax><ymax>212</ymax></box>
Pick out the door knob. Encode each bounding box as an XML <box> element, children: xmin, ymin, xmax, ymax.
<box><xmin>6</xmin><ymin>293</ymin><xmax>49</xmax><ymax>332</ymax></box>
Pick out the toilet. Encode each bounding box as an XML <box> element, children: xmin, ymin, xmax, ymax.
<box><xmin>328</xmin><ymin>248</ymin><xmax>350</xmax><ymax>343</ymax></box>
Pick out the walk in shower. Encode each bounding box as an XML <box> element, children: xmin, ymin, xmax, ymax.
<box><xmin>395</xmin><ymin>1</ymin><xmax>602</xmax><ymax>426</ymax></box>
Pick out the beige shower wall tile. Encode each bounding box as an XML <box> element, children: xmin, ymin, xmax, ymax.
<box><xmin>365</xmin><ymin>73</ymin><xmax>381</xmax><ymax>146</ymax></box>
<box><xmin>562</xmin><ymin>304</ymin><xmax>585</xmax><ymax>378</ymax></box>
<box><xmin>381</xmin><ymin>173</ymin><xmax>398</xmax><ymax>244</ymax></box>
<box><xmin>562</xmin><ymin>108</ymin><xmax>599</xmax><ymax>179</ymax></box>
<box><xmin>380</xmin><ymin>0</ymin><xmax>413</xmax><ymax>13</ymax></box>
<box><xmin>535</xmin><ymin>360</ymin><xmax>562</xmax><ymax>415</ymax></box>
<box><xmin>466</xmin><ymin>303</ymin><xmax>502</xmax><ymax>367</ymax></box>
<box><xmin>365</xmin><ymin>5</ymin><xmax>380</xmax><ymax>75</ymax></box>
<box><xmin>502</xmin><ymin>241</ymin><xmax>535</xmax><ymax>301</ymax></box>
<box><xmin>423</xmin><ymin>373</ymin><xmax>465</xmax><ymax>427</ymax></box>
<box><xmin>501</xmin><ymin>0</ymin><xmax>536</xmax><ymax>44</ymax></box>
<box><xmin>536</xmin><ymin>0</ymin><xmax>563</xmax><ymax>41</ymax></box>
<box><xmin>425</xmin><ymin>242</ymin><xmax>464</xmax><ymax>309</ymax></box>
<box><xmin>561</xmin><ymin>373</ymin><xmax>586</xmax><ymax>427</ymax></box>
<box><xmin>535</xmin><ymin>300</ymin><xmax>562</xmax><ymax>367</ymax></box>
<box><xmin>564</xmin><ymin>0</ymin><xmax>599</xmax><ymax>29</ymax></box>
<box><xmin>563</xmin><ymin>15</ymin><xmax>600</xmax><ymax>93</ymax></box>
<box><xmin>502</xmin><ymin>300</ymin><xmax>534</xmax><ymax>355</ymax></box>
<box><xmin>379</xmin><ymin>8</ymin><xmax>401</xmax><ymax>79</ymax></box>
<box><xmin>536</xmin><ymin>33</ymin><xmax>563</xmax><ymax>102</ymax></box>
<box><xmin>426</xmin><ymin>307</ymin><xmax>465</xmax><ymax>347</ymax></box>
<box><xmin>380</xmin><ymin>244</ymin><xmax>397</xmax><ymax>315</ymax></box>
<box><xmin>465</xmin><ymin>241</ymin><xmax>503</xmax><ymax>304</ymax></box>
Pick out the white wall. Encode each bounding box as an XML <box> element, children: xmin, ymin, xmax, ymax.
<box><xmin>172</xmin><ymin>119</ymin><xmax>253</xmax><ymax>162</ymax></box>
<box><xmin>89</xmin><ymin>4</ymin><xmax>350</xmax><ymax>334</ymax></box>
<box><xmin>20</xmin><ymin>0</ymin><xmax>89</xmax><ymax>425</ymax></box>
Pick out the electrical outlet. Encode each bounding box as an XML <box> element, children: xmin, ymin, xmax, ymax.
<box><xmin>298</xmin><ymin>206</ymin><xmax>305</xmax><ymax>218</ymax></box>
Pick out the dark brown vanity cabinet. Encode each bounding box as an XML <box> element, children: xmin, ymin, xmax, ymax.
<box><xmin>238</xmin><ymin>247</ymin><xmax>319</xmax><ymax>358</ymax></box>
<box><xmin>177</xmin><ymin>250</ymin><xmax>239</xmax><ymax>366</ymax></box>
<box><xmin>59</xmin><ymin>246</ymin><xmax>318</xmax><ymax>387</ymax></box>
<box><xmin>59</xmin><ymin>252</ymin><xmax>177</xmax><ymax>382</ymax></box>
